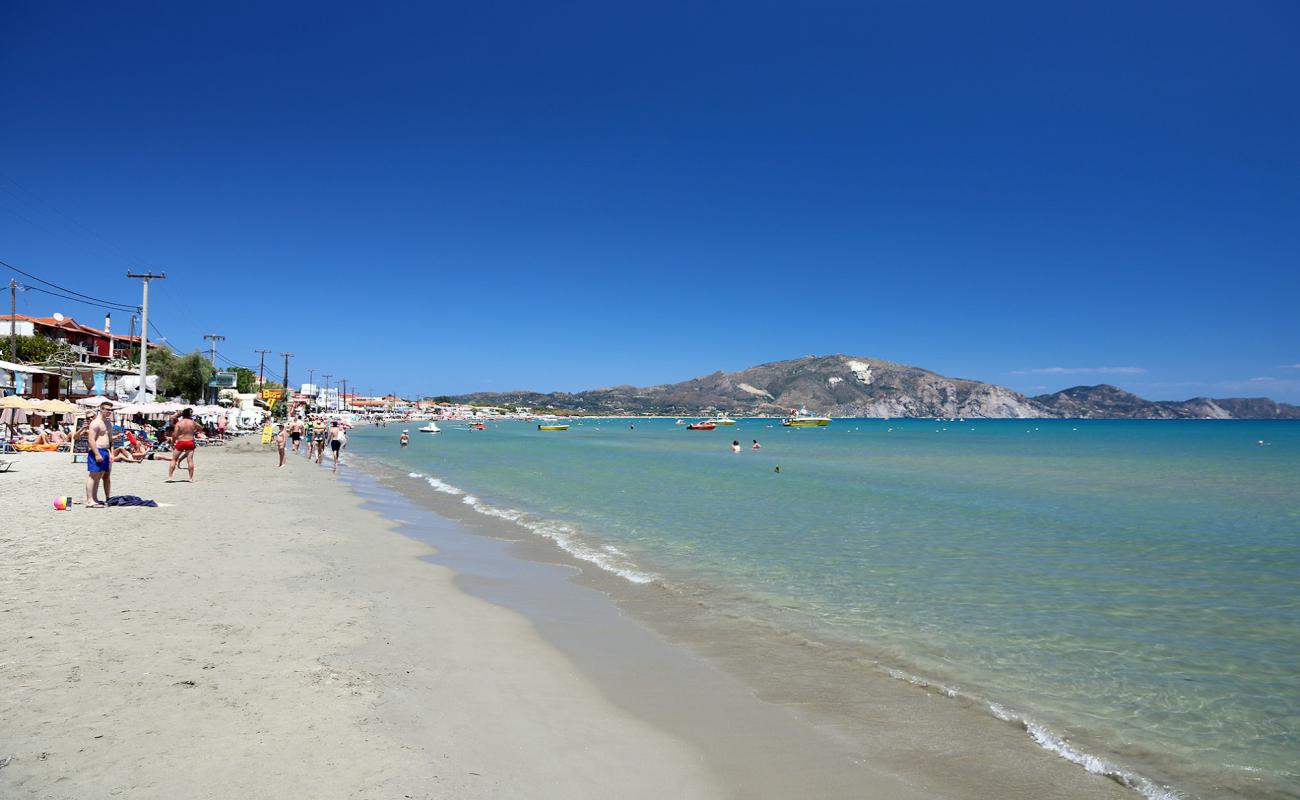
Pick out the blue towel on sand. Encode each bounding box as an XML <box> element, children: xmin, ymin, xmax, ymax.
<box><xmin>106</xmin><ymin>495</ymin><xmax>158</xmax><ymax>508</ymax></box>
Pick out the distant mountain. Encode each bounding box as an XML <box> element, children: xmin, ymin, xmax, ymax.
<box><xmin>1032</xmin><ymin>385</ymin><xmax>1300</xmax><ymax>419</ymax></box>
<box><xmin>451</xmin><ymin>354</ymin><xmax>1299</xmax><ymax>419</ymax></box>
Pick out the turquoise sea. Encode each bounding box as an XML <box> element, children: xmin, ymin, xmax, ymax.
<box><xmin>350</xmin><ymin>419</ymin><xmax>1300</xmax><ymax>799</ymax></box>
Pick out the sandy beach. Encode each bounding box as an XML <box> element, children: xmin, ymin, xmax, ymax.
<box><xmin>0</xmin><ymin>446</ymin><xmax>724</xmax><ymax>799</ymax></box>
<box><xmin>1</xmin><ymin>443</ymin><xmax>1141</xmax><ymax>800</ymax></box>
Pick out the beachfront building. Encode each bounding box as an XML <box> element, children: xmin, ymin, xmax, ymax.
<box><xmin>2</xmin><ymin>311</ymin><xmax>160</xmax><ymax>401</ymax></box>
<box><xmin>2</xmin><ymin>312</ymin><xmax>152</xmax><ymax>365</ymax></box>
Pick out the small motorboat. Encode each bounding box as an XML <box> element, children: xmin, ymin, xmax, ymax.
<box><xmin>781</xmin><ymin>407</ymin><xmax>831</xmax><ymax>427</ymax></box>
<box><xmin>709</xmin><ymin>416</ymin><xmax>737</xmax><ymax>426</ymax></box>
<box><xmin>469</xmin><ymin>422</ymin><xmax>486</xmax><ymax>431</ymax></box>
<box><xmin>686</xmin><ymin>421</ymin><xmax>717</xmax><ymax>430</ymax></box>
<box><xmin>418</xmin><ymin>422</ymin><xmax>440</xmax><ymax>433</ymax></box>
<box><xmin>537</xmin><ymin>424</ymin><xmax>569</xmax><ymax>431</ymax></box>
<box><xmin>675</xmin><ymin>419</ymin><xmax>685</xmax><ymax>425</ymax></box>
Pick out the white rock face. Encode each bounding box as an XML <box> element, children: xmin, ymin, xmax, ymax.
<box><xmin>846</xmin><ymin>360</ymin><xmax>873</xmax><ymax>384</ymax></box>
<box><xmin>737</xmin><ymin>382</ymin><xmax>774</xmax><ymax>399</ymax></box>
<box><xmin>827</xmin><ymin>376</ymin><xmax>843</xmax><ymax>387</ymax></box>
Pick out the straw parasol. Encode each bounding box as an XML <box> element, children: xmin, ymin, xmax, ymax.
<box><xmin>35</xmin><ymin>399</ymin><xmax>81</xmax><ymax>415</ymax></box>
<box><xmin>0</xmin><ymin>395</ymin><xmax>45</xmax><ymax>410</ymax></box>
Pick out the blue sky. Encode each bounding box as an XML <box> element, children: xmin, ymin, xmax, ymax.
<box><xmin>2</xmin><ymin>2</ymin><xmax>1297</xmax><ymax>400</ymax></box>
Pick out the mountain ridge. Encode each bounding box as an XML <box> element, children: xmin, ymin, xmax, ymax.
<box><xmin>451</xmin><ymin>354</ymin><xmax>1300</xmax><ymax>419</ymax></box>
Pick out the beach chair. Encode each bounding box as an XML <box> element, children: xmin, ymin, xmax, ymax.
<box><xmin>0</xmin><ymin>460</ymin><xmax>13</xmax><ymax>473</ymax></box>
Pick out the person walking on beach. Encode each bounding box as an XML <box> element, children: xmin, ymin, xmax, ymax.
<box><xmin>311</xmin><ymin>418</ymin><xmax>327</xmax><ymax>463</ymax></box>
<box><xmin>330</xmin><ymin>422</ymin><xmax>347</xmax><ymax>473</ymax></box>
<box><xmin>289</xmin><ymin>417</ymin><xmax>304</xmax><ymax>454</ymax></box>
<box><xmin>84</xmin><ymin>401</ymin><xmax>114</xmax><ymax>508</ymax></box>
<box><xmin>168</xmin><ymin>408</ymin><xmax>200</xmax><ymax>482</ymax></box>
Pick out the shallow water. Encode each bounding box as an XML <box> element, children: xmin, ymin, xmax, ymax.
<box><xmin>352</xmin><ymin>418</ymin><xmax>1300</xmax><ymax>799</ymax></box>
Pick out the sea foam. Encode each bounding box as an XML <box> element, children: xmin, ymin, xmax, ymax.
<box><xmin>986</xmin><ymin>703</ymin><xmax>1182</xmax><ymax>800</ymax></box>
<box><xmin>410</xmin><ymin>472</ymin><xmax>658</xmax><ymax>584</ymax></box>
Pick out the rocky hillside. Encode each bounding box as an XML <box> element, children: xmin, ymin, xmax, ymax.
<box><xmin>452</xmin><ymin>354</ymin><xmax>1300</xmax><ymax>419</ymax></box>
<box><xmin>1031</xmin><ymin>385</ymin><xmax>1300</xmax><ymax>419</ymax></box>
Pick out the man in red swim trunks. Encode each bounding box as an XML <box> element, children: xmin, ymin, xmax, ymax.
<box><xmin>167</xmin><ymin>407</ymin><xmax>200</xmax><ymax>482</ymax></box>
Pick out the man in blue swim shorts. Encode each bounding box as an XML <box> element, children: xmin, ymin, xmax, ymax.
<box><xmin>85</xmin><ymin>401</ymin><xmax>114</xmax><ymax>508</ymax></box>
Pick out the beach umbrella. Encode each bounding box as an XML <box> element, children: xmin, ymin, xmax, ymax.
<box><xmin>36</xmin><ymin>399</ymin><xmax>80</xmax><ymax>414</ymax></box>
<box><xmin>76</xmin><ymin>395</ymin><xmax>116</xmax><ymax>407</ymax></box>
<box><xmin>1</xmin><ymin>395</ymin><xmax>44</xmax><ymax>410</ymax></box>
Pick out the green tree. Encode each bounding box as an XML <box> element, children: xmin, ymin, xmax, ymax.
<box><xmin>1</xmin><ymin>334</ymin><xmax>62</xmax><ymax>364</ymax></box>
<box><xmin>234</xmin><ymin>367</ymin><xmax>257</xmax><ymax>394</ymax></box>
<box><xmin>162</xmin><ymin>351</ymin><xmax>213</xmax><ymax>402</ymax></box>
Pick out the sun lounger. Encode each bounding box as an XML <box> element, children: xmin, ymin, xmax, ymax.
<box><xmin>0</xmin><ymin>460</ymin><xmax>14</xmax><ymax>473</ymax></box>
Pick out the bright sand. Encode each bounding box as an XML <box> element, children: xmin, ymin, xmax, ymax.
<box><xmin>1</xmin><ymin>445</ymin><xmax>1132</xmax><ymax>799</ymax></box>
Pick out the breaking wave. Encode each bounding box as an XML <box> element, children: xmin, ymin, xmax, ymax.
<box><xmin>407</xmin><ymin>472</ymin><xmax>658</xmax><ymax>585</ymax></box>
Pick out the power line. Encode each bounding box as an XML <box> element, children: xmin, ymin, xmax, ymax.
<box><xmin>18</xmin><ymin>283</ymin><xmax>138</xmax><ymax>313</ymax></box>
<box><xmin>0</xmin><ymin>258</ymin><xmax>138</xmax><ymax>310</ymax></box>
<box><xmin>0</xmin><ymin>174</ymin><xmax>160</xmax><ymax>270</ymax></box>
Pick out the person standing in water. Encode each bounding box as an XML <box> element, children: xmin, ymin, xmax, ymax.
<box><xmin>330</xmin><ymin>421</ymin><xmax>347</xmax><ymax>473</ymax></box>
<box><xmin>731</xmin><ymin>440</ymin><xmax>741</xmax><ymax>454</ymax></box>
<box><xmin>400</xmin><ymin>430</ymin><xmax>410</xmax><ymax>447</ymax></box>
<box><xmin>84</xmin><ymin>401</ymin><xmax>114</xmax><ymax>508</ymax></box>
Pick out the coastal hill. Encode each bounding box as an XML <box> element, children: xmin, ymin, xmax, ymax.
<box><xmin>453</xmin><ymin>354</ymin><xmax>1300</xmax><ymax>419</ymax></box>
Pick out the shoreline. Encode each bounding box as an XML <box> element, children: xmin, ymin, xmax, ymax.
<box><xmin>0</xmin><ymin>441</ymin><xmax>1221</xmax><ymax>799</ymax></box>
<box><xmin>0</xmin><ymin>448</ymin><xmax>721</xmax><ymax>798</ymax></box>
<box><xmin>346</xmin><ymin>452</ymin><xmax>1143</xmax><ymax>800</ymax></box>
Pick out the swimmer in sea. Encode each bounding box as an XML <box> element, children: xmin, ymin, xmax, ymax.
<box><xmin>731</xmin><ymin>440</ymin><xmax>741</xmax><ymax>454</ymax></box>
<box><xmin>752</xmin><ymin>439</ymin><xmax>761</xmax><ymax>449</ymax></box>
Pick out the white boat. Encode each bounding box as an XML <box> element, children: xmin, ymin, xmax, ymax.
<box><xmin>781</xmin><ymin>407</ymin><xmax>831</xmax><ymax>427</ymax></box>
<box><xmin>418</xmin><ymin>422</ymin><xmax>440</xmax><ymax>433</ymax></box>
<box><xmin>709</xmin><ymin>415</ymin><xmax>737</xmax><ymax>425</ymax></box>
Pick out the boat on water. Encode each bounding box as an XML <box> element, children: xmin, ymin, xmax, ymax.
<box><xmin>537</xmin><ymin>424</ymin><xmax>569</xmax><ymax>431</ymax></box>
<box><xmin>418</xmin><ymin>422</ymin><xmax>440</xmax><ymax>433</ymax></box>
<box><xmin>469</xmin><ymin>422</ymin><xmax>486</xmax><ymax>430</ymax></box>
<box><xmin>781</xmin><ymin>407</ymin><xmax>831</xmax><ymax>427</ymax></box>
<box><xmin>709</xmin><ymin>415</ymin><xmax>737</xmax><ymax>425</ymax></box>
<box><xmin>686</xmin><ymin>421</ymin><xmax>717</xmax><ymax>430</ymax></box>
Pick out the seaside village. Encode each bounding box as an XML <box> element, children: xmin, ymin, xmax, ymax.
<box><xmin>1</xmin><ymin>309</ymin><xmax>525</xmax><ymax>459</ymax></box>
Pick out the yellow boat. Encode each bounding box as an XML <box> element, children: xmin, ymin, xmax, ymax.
<box><xmin>537</xmin><ymin>424</ymin><xmax>569</xmax><ymax>431</ymax></box>
<box><xmin>781</xmin><ymin>408</ymin><xmax>831</xmax><ymax>427</ymax></box>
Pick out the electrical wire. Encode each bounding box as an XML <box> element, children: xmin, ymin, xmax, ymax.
<box><xmin>0</xmin><ymin>174</ymin><xmax>160</xmax><ymax>270</ymax></box>
<box><xmin>17</xmin><ymin>284</ymin><xmax>138</xmax><ymax>314</ymax></box>
<box><xmin>1</xmin><ymin>258</ymin><xmax>138</xmax><ymax>310</ymax></box>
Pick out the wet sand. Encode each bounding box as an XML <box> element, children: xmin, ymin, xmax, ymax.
<box><xmin>2</xmin><ymin>444</ymin><xmax>1135</xmax><ymax>799</ymax></box>
<box><xmin>0</xmin><ymin>448</ymin><xmax>718</xmax><ymax>798</ymax></box>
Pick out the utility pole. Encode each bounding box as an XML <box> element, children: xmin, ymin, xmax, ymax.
<box><xmin>322</xmin><ymin>374</ymin><xmax>332</xmax><ymax>413</ymax></box>
<box><xmin>340</xmin><ymin>378</ymin><xmax>347</xmax><ymax>414</ymax></box>
<box><xmin>281</xmin><ymin>351</ymin><xmax>293</xmax><ymax>396</ymax></box>
<box><xmin>202</xmin><ymin>334</ymin><xmax>224</xmax><ymax>368</ymax></box>
<box><xmin>127</xmin><ymin>272</ymin><xmax>165</xmax><ymax>402</ymax></box>
<box><xmin>254</xmin><ymin>348</ymin><xmax>271</xmax><ymax>389</ymax></box>
<box><xmin>8</xmin><ymin>278</ymin><xmax>17</xmax><ymax>362</ymax></box>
